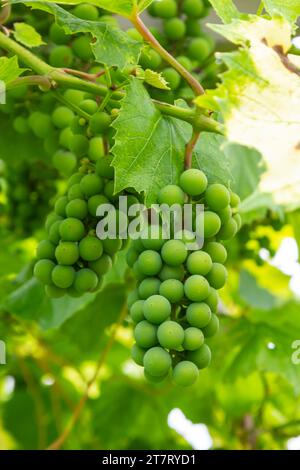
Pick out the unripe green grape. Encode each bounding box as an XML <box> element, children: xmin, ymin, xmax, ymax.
<box><xmin>177</xmin><ymin>55</ymin><xmax>193</xmax><ymax>71</ymax></box>
<box><xmin>127</xmin><ymin>289</ymin><xmax>139</xmax><ymax>309</ymax></box>
<box><xmin>183</xmin><ymin>327</ymin><xmax>204</xmax><ymax>351</ymax></box>
<box><xmin>196</xmin><ymin>211</ymin><xmax>221</xmax><ymax>238</ymax></box>
<box><xmin>66</xmin><ymin>198</ymin><xmax>88</xmax><ymax>220</ymax></box>
<box><xmin>184</xmin><ymin>275</ymin><xmax>210</xmax><ymax>302</ymax></box>
<box><xmin>143</xmin><ymin>294</ymin><xmax>171</xmax><ymax>324</ymax></box>
<box><xmin>49</xmin><ymin>23</ymin><xmax>70</xmax><ymax>45</ymax></box>
<box><xmin>88</xmin><ymin>194</ymin><xmax>109</xmax><ymax>217</ymax></box>
<box><xmin>45</xmin><ymin>213</ymin><xmax>62</xmax><ymax>232</ymax></box>
<box><xmin>52</xmin><ymin>150</ymin><xmax>77</xmax><ymax>176</ymax></box>
<box><xmin>59</xmin><ymin>217</ymin><xmax>85</xmax><ymax>242</ymax></box>
<box><xmin>205</xmin><ymin>288</ymin><xmax>218</xmax><ymax>312</ymax></box>
<box><xmin>74</xmin><ymin>268</ymin><xmax>98</xmax><ymax>293</ymax></box>
<box><xmin>217</xmin><ymin>217</ymin><xmax>238</xmax><ymax>240</ymax></box>
<box><xmin>161</xmin><ymin>240</ymin><xmax>188</xmax><ymax>266</ymax></box>
<box><xmin>233</xmin><ymin>213</ymin><xmax>242</xmax><ymax>231</ymax></box>
<box><xmin>153</xmin><ymin>0</ymin><xmax>177</xmax><ymax>18</ymax></box>
<box><xmin>218</xmin><ymin>206</ymin><xmax>232</xmax><ymax>224</ymax></box>
<box><xmin>205</xmin><ymin>183</ymin><xmax>230</xmax><ymax>211</ymax></box>
<box><xmin>49</xmin><ymin>45</ymin><xmax>73</xmax><ymax>67</ymax></box>
<box><xmin>173</xmin><ymin>360</ymin><xmax>199</xmax><ymax>386</ymax></box>
<box><xmin>186</xmin><ymin>343</ymin><xmax>211</xmax><ymax>369</ymax></box>
<box><xmin>140</xmin><ymin>225</ymin><xmax>165</xmax><ymax>251</ymax></box>
<box><xmin>139</xmin><ymin>49</ymin><xmax>162</xmax><ymax>70</ymax></box>
<box><xmin>138</xmin><ymin>250</ymin><xmax>162</xmax><ymax>276</ymax></box>
<box><xmin>28</xmin><ymin>112</ymin><xmax>52</xmax><ymax>139</ymax></box>
<box><xmin>45</xmin><ymin>284</ymin><xmax>66</xmax><ymax>298</ymax></box>
<box><xmin>52</xmin><ymin>265</ymin><xmax>75</xmax><ymax>289</ymax></box>
<box><xmin>134</xmin><ymin>320</ymin><xmax>158</xmax><ymax>348</ymax></box>
<box><xmin>72</xmin><ymin>35</ymin><xmax>93</xmax><ymax>61</ymax></box>
<box><xmin>185</xmin><ymin>18</ymin><xmax>202</xmax><ymax>37</ymax></box>
<box><xmin>126</xmin><ymin>248</ymin><xmax>139</xmax><ymax>267</ymax></box>
<box><xmin>180</xmin><ymin>169</ymin><xmax>207</xmax><ymax>196</ymax></box>
<box><xmin>131</xmin><ymin>344</ymin><xmax>146</xmax><ymax>366</ymax></box>
<box><xmin>102</xmin><ymin>238</ymin><xmax>122</xmax><ymax>256</ymax></box>
<box><xmin>230</xmin><ymin>191</ymin><xmax>241</xmax><ymax>208</ymax></box>
<box><xmin>157</xmin><ymin>320</ymin><xmax>184</xmax><ymax>349</ymax></box>
<box><xmin>144</xmin><ymin>370</ymin><xmax>168</xmax><ymax>383</ymax></box>
<box><xmin>163</xmin><ymin>68</ymin><xmax>181</xmax><ymax>90</ymax></box>
<box><xmin>80</xmin><ymin>174</ymin><xmax>103</xmax><ymax>197</ymax></box>
<box><xmin>79</xmin><ymin>99</ymin><xmax>98</xmax><ymax>115</ymax></box>
<box><xmin>159</xmin><ymin>279</ymin><xmax>184</xmax><ymax>303</ymax></box>
<box><xmin>68</xmin><ymin>183</ymin><xmax>84</xmax><ymax>201</ymax></box>
<box><xmin>55</xmin><ymin>241</ymin><xmax>79</xmax><ymax>265</ymax></box>
<box><xmin>206</xmin><ymin>263</ymin><xmax>227</xmax><ymax>290</ymax></box>
<box><xmin>34</xmin><ymin>259</ymin><xmax>55</xmax><ymax>284</ymax></box>
<box><xmin>130</xmin><ymin>300</ymin><xmax>145</xmax><ymax>323</ymax></box>
<box><xmin>52</xmin><ymin>106</ymin><xmax>74</xmax><ymax>129</ymax></box>
<box><xmin>186</xmin><ymin>302</ymin><xmax>211</xmax><ymax>328</ymax></box>
<box><xmin>36</xmin><ymin>240</ymin><xmax>56</xmax><ymax>260</ymax></box>
<box><xmin>67</xmin><ymin>172</ymin><xmax>83</xmax><ymax>189</ymax></box>
<box><xmin>48</xmin><ymin>220</ymin><xmax>62</xmax><ymax>244</ymax></box>
<box><xmin>70</xmin><ymin>134</ymin><xmax>89</xmax><ymax>157</ymax></box>
<box><xmin>13</xmin><ymin>116</ymin><xmax>29</xmax><ymax>134</ymax></box>
<box><xmin>158</xmin><ymin>184</ymin><xmax>185</xmax><ymax>206</ymax></box>
<box><xmin>183</xmin><ymin>0</ymin><xmax>204</xmax><ymax>18</ymax></box>
<box><xmin>159</xmin><ymin>264</ymin><xmax>185</xmax><ymax>281</ymax></box>
<box><xmin>89</xmin><ymin>137</ymin><xmax>104</xmax><ymax>162</ymax></box>
<box><xmin>187</xmin><ymin>38</ymin><xmax>210</xmax><ymax>63</ymax></box>
<box><xmin>126</xmin><ymin>28</ymin><xmax>143</xmax><ymax>41</ymax></box>
<box><xmin>138</xmin><ymin>278</ymin><xmax>161</xmax><ymax>299</ymax></box>
<box><xmin>89</xmin><ymin>112</ymin><xmax>111</xmax><ymax>135</ymax></box>
<box><xmin>79</xmin><ymin>235</ymin><xmax>103</xmax><ymax>261</ymax></box>
<box><xmin>95</xmin><ymin>156</ymin><xmax>114</xmax><ymax>181</ymax></box>
<box><xmin>104</xmin><ymin>180</ymin><xmax>118</xmax><ymax>202</ymax></box>
<box><xmin>202</xmin><ymin>313</ymin><xmax>219</xmax><ymax>337</ymax></box>
<box><xmin>164</xmin><ymin>18</ymin><xmax>186</xmax><ymax>40</ymax></box>
<box><xmin>55</xmin><ymin>196</ymin><xmax>68</xmax><ymax>217</ymax></box>
<box><xmin>204</xmin><ymin>241</ymin><xmax>227</xmax><ymax>264</ymax></box>
<box><xmin>64</xmin><ymin>89</ymin><xmax>85</xmax><ymax>106</ymax></box>
<box><xmin>89</xmin><ymin>254</ymin><xmax>112</xmax><ymax>276</ymax></box>
<box><xmin>143</xmin><ymin>346</ymin><xmax>172</xmax><ymax>377</ymax></box>
<box><xmin>186</xmin><ymin>250</ymin><xmax>212</xmax><ymax>276</ymax></box>
<box><xmin>73</xmin><ymin>3</ymin><xmax>99</xmax><ymax>20</ymax></box>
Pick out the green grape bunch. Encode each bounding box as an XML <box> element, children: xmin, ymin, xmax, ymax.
<box><xmin>127</xmin><ymin>167</ymin><xmax>241</xmax><ymax>387</ymax></box>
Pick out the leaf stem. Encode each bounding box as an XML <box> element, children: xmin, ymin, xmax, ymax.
<box><xmin>6</xmin><ymin>75</ymin><xmax>52</xmax><ymax>90</ymax></box>
<box><xmin>185</xmin><ymin>130</ymin><xmax>200</xmax><ymax>169</ymax></box>
<box><xmin>131</xmin><ymin>14</ymin><xmax>205</xmax><ymax>96</ymax></box>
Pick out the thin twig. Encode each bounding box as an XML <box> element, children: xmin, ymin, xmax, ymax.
<box><xmin>185</xmin><ymin>130</ymin><xmax>200</xmax><ymax>169</ymax></box>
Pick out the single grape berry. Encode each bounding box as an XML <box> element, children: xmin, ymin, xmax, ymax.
<box><xmin>159</xmin><ymin>279</ymin><xmax>184</xmax><ymax>303</ymax></box>
<box><xmin>230</xmin><ymin>191</ymin><xmax>241</xmax><ymax>208</ymax></box>
<box><xmin>68</xmin><ymin>183</ymin><xmax>84</xmax><ymax>201</ymax></box>
<box><xmin>186</xmin><ymin>302</ymin><xmax>211</xmax><ymax>328</ymax></box>
<box><xmin>36</xmin><ymin>240</ymin><xmax>56</xmax><ymax>260</ymax></box>
<box><xmin>52</xmin><ymin>107</ymin><xmax>74</xmax><ymax>129</ymax></box>
<box><xmin>204</xmin><ymin>242</ymin><xmax>227</xmax><ymax>264</ymax></box>
<box><xmin>205</xmin><ymin>183</ymin><xmax>230</xmax><ymax>211</ymax></box>
<box><xmin>138</xmin><ymin>250</ymin><xmax>162</xmax><ymax>276</ymax></box>
<box><xmin>89</xmin><ymin>112</ymin><xmax>111</xmax><ymax>135</ymax></box>
<box><xmin>66</xmin><ymin>199</ymin><xmax>88</xmax><ymax>220</ymax></box>
<box><xmin>130</xmin><ymin>300</ymin><xmax>145</xmax><ymax>323</ymax></box>
<box><xmin>158</xmin><ymin>185</ymin><xmax>185</xmax><ymax>206</ymax></box>
<box><xmin>187</xmin><ymin>38</ymin><xmax>211</xmax><ymax>63</ymax></box>
<box><xmin>164</xmin><ymin>18</ymin><xmax>186</xmax><ymax>40</ymax></box>
<box><xmin>157</xmin><ymin>320</ymin><xmax>184</xmax><ymax>349</ymax></box>
<box><xmin>49</xmin><ymin>45</ymin><xmax>73</xmax><ymax>67</ymax></box>
<box><xmin>74</xmin><ymin>268</ymin><xmax>98</xmax><ymax>293</ymax></box>
<box><xmin>134</xmin><ymin>320</ymin><xmax>158</xmax><ymax>349</ymax></box>
<box><xmin>140</xmin><ymin>225</ymin><xmax>165</xmax><ymax>251</ymax></box>
<box><xmin>52</xmin><ymin>265</ymin><xmax>75</xmax><ymax>289</ymax></box>
<box><xmin>96</xmin><ymin>155</ymin><xmax>114</xmax><ymax>179</ymax></box>
<box><xmin>48</xmin><ymin>220</ymin><xmax>62</xmax><ymax>244</ymax></box>
<box><xmin>184</xmin><ymin>275</ymin><xmax>210</xmax><ymax>302</ymax></box>
<box><xmin>186</xmin><ymin>250</ymin><xmax>212</xmax><ymax>276</ymax></box>
<box><xmin>183</xmin><ymin>0</ymin><xmax>204</xmax><ymax>18</ymax></box>
<box><xmin>79</xmin><ymin>99</ymin><xmax>98</xmax><ymax>115</ymax></box>
<box><xmin>138</xmin><ymin>278</ymin><xmax>161</xmax><ymax>299</ymax></box>
<box><xmin>79</xmin><ymin>236</ymin><xmax>103</xmax><ymax>261</ymax></box>
<box><xmin>179</xmin><ymin>169</ymin><xmax>207</xmax><ymax>196</ymax></box>
<box><xmin>55</xmin><ymin>196</ymin><xmax>68</xmax><ymax>217</ymax></box>
<box><xmin>34</xmin><ymin>259</ymin><xmax>55</xmax><ymax>285</ymax></box>
<box><xmin>205</xmin><ymin>288</ymin><xmax>219</xmax><ymax>312</ymax></box>
<box><xmin>89</xmin><ymin>254</ymin><xmax>112</xmax><ymax>277</ymax></box>
<box><xmin>143</xmin><ymin>295</ymin><xmax>171</xmax><ymax>324</ymax></box>
<box><xmin>218</xmin><ymin>217</ymin><xmax>238</xmax><ymax>240</ymax></box>
<box><xmin>89</xmin><ymin>137</ymin><xmax>104</xmax><ymax>162</ymax></box>
<box><xmin>196</xmin><ymin>211</ymin><xmax>221</xmax><ymax>238</ymax></box>
<box><xmin>55</xmin><ymin>242</ymin><xmax>79</xmax><ymax>265</ymax></box>
<box><xmin>153</xmin><ymin>0</ymin><xmax>177</xmax><ymax>19</ymax></box>
<box><xmin>73</xmin><ymin>3</ymin><xmax>99</xmax><ymax>21</ymax></box>
<box><xmin>182</xmin><ymin>327</ymin><xmax>204</xmax><ymax>351</ymax></box>
<box><xmin>159</xmin><ymin>264</ymin><xmax>185</xmax><ymax>281</ymax></box>
<box><xmin>187</xmin><ymin>344</ymin><xmax>211</xmax><ymax>369</ymax></box>
<box><xmin>59</xmin><ymin>217</ymin><xmax>85</xmax><ymax>242</ymax></box>
<box><xmin>52</xmin><ymin>150</ymin><xmax>77</xmax><ymax>176</ymax></box>
<box><xmin>202</xmin><ymin>314</ymin><xmax>219</xmax><ymax>337</ymax></box>
<box><xmin>72</xmin><ymin>35</ymin><xmax>93</xmax><ymax>61</ymax></box>
<box><xmin>88</xmin><ymin>194</ymin><xmax>109</xmax><ymax>217</ymax></box>
<box><xmin>206</xmin><ymin>263</ymin><xmax>228</xmax><ymax>290</ymax></box>
<box><xmin>143</xmin><ymin>346</ymin><xmax>172</xmax><ymax>377</ymax></box>
<box><xmin>161</xmin><ymin>240</ymin><xmax>188</xmax><ymax>266</ymax></box>
<box><xmin>102</xmin><ymin>238</ymin><xmax>123</xmax><ymax>256</ymax></box>
<box><xmin>163</xmin><ymin>68</ymin><xmax>181</xmax><ymax>90</ymax></box>
<box><xmin>131</xmin><ymin>344</ymin><xmax>146</xmax><ymax>366</ymax></box>
<box><xmin>172</xmin><ymin>361</ymin><xmax>199</xmax><ymax>386</ymax></box>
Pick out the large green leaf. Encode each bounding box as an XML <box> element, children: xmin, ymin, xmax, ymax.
<box><xmin>112</xmin><ymin>78</ymin><xmax>191</xmax><ymax>204</ymax></box>
<box><xmin>239</xmin><ymin>269</ymin><xmax>279</xmax><ymax>310</ymax></box>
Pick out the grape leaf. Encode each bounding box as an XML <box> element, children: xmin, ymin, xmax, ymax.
<box><xmin>264</xmin><ymin>0</ymin><xmax>300</xmax><ymax>26</ymax></box>
<box><xmin>239</xmin><ymin>270</ymin><xmax>279</xmax><ymax>310</ymax></box>
<box><xmin>112</xmin><ymin>78</ymin><xmax>190</xmax><ymax>204</ymax></box>
<box><xmin>13</xmin><ymin>22</ymin><xmax>45</xmax><ymax>48</ymax></box>
<box><xmin>136</xmin><ymin>68</ymin><xmax>170</xmax><ymax>90</ymax></box>
<box><xmin>0</xmin><ymin>56</ymin><xmax>26</xmax><ymax>84</ymax></box>
<box><xmin>208</xmin><ymin>0</ymin><xmax>241</xmax><ymax>23</ymax></box>
<box><xmin>196</xmin><ymin>16</ymin><xmax>300</xmax><ymax>209</ymax></box>
<box><xmin>12</xmin><ymin>2</ymin><xmax>142</xmax><ymax>69</ymax></box>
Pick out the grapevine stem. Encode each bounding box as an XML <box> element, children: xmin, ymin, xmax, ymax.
<box><xmin>131</xmin><ymin>14</ymin><xmax>205</xmax><ymax>96</ymax></box>
<box><xmin>46</xmin><ymin>304</ymin><xmax>128</xmax><ymax>450</ymax></box>
<box><xmin>185</xmin><ymin>130</ymin><xmax>200</xmax><ymax>169</ymax></box>
<box><xmin>61</xmin><ymin>67</ymin><xmax>105</xmax><ymax>82</ymax></box>
<box><xmin>6</xmin><ymin>75</ymin><xmax>51</xmax><ymax>90</ymax></box>
<box><xmin>0</xmin><ymin>31</ymin><xmax>223</xmax><ymax>133</ymax></box>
